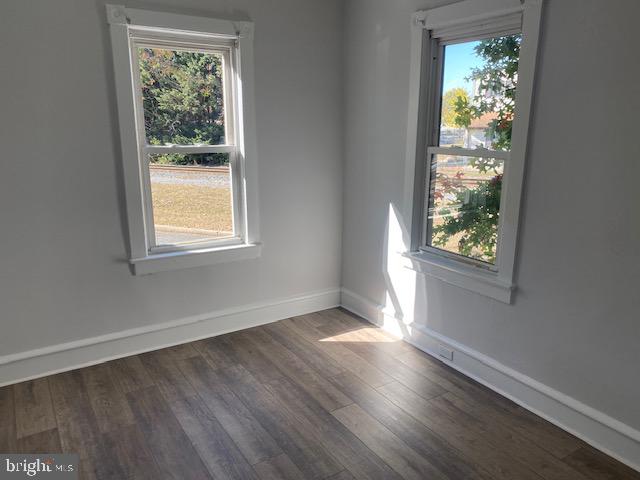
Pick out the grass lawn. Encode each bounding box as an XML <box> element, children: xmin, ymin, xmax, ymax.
<box><xmin>151</xmin><ymin>183</ymin><xmax>233</xmax><ymax>234</ymax></box>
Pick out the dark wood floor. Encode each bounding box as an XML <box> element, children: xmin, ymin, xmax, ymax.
<box><xmin>1</xmin><ymin>308</ymin><xmax>638</xmax><ymax>479</ymax></box>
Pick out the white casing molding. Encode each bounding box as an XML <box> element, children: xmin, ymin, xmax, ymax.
<box><xmin>0</xmin><ymin>289</ymin><xmax>340</xmax><ymax>387</ymax></box>
<box><xmin>107</xmin><ymin>5</ymin><xmax>261</xmax><ymax>273</ymax></box>
<box><xmin>341</xmin><ymin>287</ymin><xmax>640</xmax><ymax>473</ymax></box>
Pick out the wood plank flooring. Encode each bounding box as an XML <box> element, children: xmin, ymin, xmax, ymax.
<box><xmin>2</xmin><ymin>308</ymin><xmax>638</xmax><ymax>480</ymax></box>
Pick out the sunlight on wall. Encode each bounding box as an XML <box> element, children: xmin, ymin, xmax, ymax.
<box><xmin>380</xmin><ymin>203</ymin><xmax>419</xmax><ymax>337</ymax></box>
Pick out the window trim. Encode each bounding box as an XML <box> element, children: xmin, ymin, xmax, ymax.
<box><xmin>403</xmin><ymin>0</ymin><xmax>543</xmax><ymax>303</ymax></box>
<box><xmin>107</xmin><ymin>5</ymin><xmax>261</xmax><ymax>275</ymax></box>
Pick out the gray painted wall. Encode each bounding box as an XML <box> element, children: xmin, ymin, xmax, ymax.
<box><xmin>341</xmin><ymin>0</ymin><xmax>640</xmax><ymax>430</ymax></box>
<box><xmin>0</xmin><ymin>0</ymin><xmax>343</xmax><ymax>355</ymax></box>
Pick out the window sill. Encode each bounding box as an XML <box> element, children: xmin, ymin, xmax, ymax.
<box><xmin>403</xmin><ymin>251</ymin><xmax>514</xmax><ymax>303</ymax></box>
<box><xmin>130</xmin><ymin>243</ymin><xmax>261</xmax><ymax>275</ymax></box>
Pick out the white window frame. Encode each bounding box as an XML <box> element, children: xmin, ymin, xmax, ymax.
<box><xmin>107</xmin><ymin>5</ymin><xmax>261</xmax><ymax>275</ymax></box>
<box><xmin>403</xmin><ymin>0</ymin><xmax>543</xmax><ymax>303</ymax></box>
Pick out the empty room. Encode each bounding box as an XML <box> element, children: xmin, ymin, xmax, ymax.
<box><xmin>1</xmin><ymin>0</ymin><xmax>639</xmax><ymax>478</ymax></box>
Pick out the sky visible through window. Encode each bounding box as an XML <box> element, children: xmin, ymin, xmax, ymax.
<box><xmin>441</xmin><ymin>41</ymin><xmax>482</xmax><ymax>92</ymax></box>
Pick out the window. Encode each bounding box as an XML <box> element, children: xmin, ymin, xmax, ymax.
<box><xmin>426</xmin><ymin>33</ymin><xmax>520</xmax><ymax>267</ymax></box>
<box><xmin>107</xmin><ymin>5</ymin><xmax>260</xmax><ymax>274</ymax></box>
<box><xmin>405</xmin><ymin>0</ymin><xmax>543</xmax><ymax>302</ymax></box>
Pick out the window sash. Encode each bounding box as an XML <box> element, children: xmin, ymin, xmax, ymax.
<box><xmin>131</xmin><ymin>37</ymin><xmax>237</xmax><ymax>148</ymax></box>
<box><xmin>427</xmin><ymin>146</ymin><xmax>510</xmax><ymax>160</ymax></box>
<box><xmin>142</xmin><ymin>151</ymin><xmax>243</xmax><ymax>255</ymax></box>
<box><xmin>422</xmin><ymin>148</ymin><xmax>508</xmax><ymax>271</ymax></box>
<box><xmin>418</xmin><ymin>245</ymin><xmax>500</xmax><ymax>271</ymax></box>
<box><xmin>128</xmin><ymin>32</ymin><xmax>243</xmax><ymax>253</ymax></box>
<box><xmin>144</xmin><ymin>145</ymin><xmax>236</xmax><ymax>154</ymax></box>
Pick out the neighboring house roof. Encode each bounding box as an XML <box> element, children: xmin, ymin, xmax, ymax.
<box><xmin>469</xmin><ymin>112</ymin><xmax>498</xmax><ymax>129</ymax></box>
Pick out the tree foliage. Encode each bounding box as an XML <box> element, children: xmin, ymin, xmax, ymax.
<box><xmin>138</xmin><ymin>48</ymin><xmax>227</xmax><ymax>166</ymax></box>
<box><xmin>432</xmin><ymin>173</ymin><xmax>502</xmax><ymax>263</ymax></box>
<box><xmin>441</xmin><ymin>87</ymin><xmax>469</xmax><ymax>127</ymax></box>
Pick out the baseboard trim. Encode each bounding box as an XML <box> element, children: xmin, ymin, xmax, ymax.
<box><xmin>0</xmin><ymin>288</ymin><xmax>341</xmax><ymax>387</ymax></box>
<box><xmin>340</xmin><ymin>287</ymin><xmax>640</xmax><ymax>473</ymax></box>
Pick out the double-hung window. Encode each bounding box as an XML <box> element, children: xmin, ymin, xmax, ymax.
<box><xmin>405</xmin><ymin>0</ymin><xmax>543</xmax><ymax>302</ymax></box>
<box><xmin>107</xmin><ymin>5</ymin><xmax>260</xmax><ymax>274</ymax></box>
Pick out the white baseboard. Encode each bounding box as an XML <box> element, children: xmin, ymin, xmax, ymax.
<box><xmin>340</xmin><ymin>287</ymin><xmax>640</xmax><ymax>473</ymax></box>
<box><xmin>0</xmin><ymin>288</ymin><xmax>341</xmax><ymax>387</ymax></box>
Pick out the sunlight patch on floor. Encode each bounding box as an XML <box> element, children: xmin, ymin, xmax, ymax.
<box><xmin>319</xmin><ymin>327</ymin><xmax>398</xmax><ymax>343</ymax></box>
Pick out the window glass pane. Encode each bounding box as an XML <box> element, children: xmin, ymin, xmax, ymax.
<box><xmin>438</xmin><ymin>34</ymin><xmax>521</xmax><ymax>151</ymax></box>
<box><xmin>149</xmin><ymin>153</ymin><xmax>234</xmax><ymax>247</ymax></box>
<box><xmin>426</xmin><ymin>154</ymin><xmax>504</xmax><ymax>264</ymax></box>
<box><xmin>138</xmin><ymin>47</ymin><xmax>227</xmax><ymax>146</ymax></box>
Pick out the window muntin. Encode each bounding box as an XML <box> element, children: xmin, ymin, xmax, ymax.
<box><xmin>129</xmin><ymin>34</ymin><xmax>242</xmax><ymax>253</ymax></box>
<box><xmin>423</xmin><ymin>33</ymin><xmax>521</xmax><ymax>267</ymax></box>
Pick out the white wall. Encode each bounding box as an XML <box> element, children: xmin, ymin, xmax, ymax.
<box><xmin>341</xmin><ymin>0</ymin><xmax>640</xmax><ymax>464</ymax></box>
<box><xmin>0</xmin><ymin>0</ymin><xmax>343</xmax><ymax>372</ymax></box>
